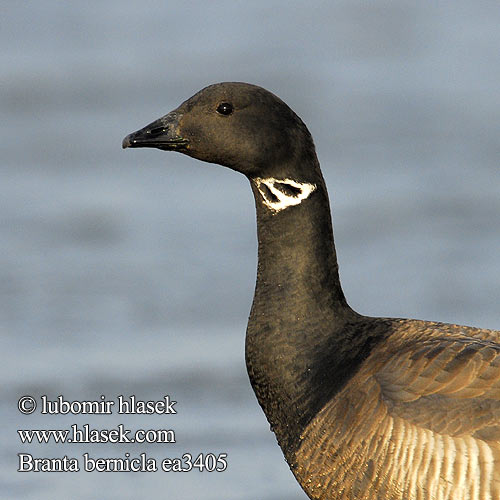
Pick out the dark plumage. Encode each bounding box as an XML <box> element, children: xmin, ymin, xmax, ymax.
<box><xmin>123</xmin><ymin>82</ymin><xmax>500</xmax><ymax>500</ymax></box>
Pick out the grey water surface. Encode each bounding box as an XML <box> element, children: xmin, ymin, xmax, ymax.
<box><xmin>2</xmin><ymin>2</ymin><xmax>499</xmax><ymax>499</ymax></box>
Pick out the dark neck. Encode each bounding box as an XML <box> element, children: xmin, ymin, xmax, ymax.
<box><xmin>245</xmin><ymin>168</ymin><xmax>357</xmax><ymax>457</ymax></box>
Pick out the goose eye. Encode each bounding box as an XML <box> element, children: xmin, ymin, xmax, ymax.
<box><xmin>216</xmin><ymin>102</ymin><xmax>233</xmax><ymax>115</ymax></box>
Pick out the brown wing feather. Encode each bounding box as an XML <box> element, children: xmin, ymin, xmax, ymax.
<box><xmin>294</xmin><ymin>321</ymin><xmax>500</xmax><ymax>500</ymax></box>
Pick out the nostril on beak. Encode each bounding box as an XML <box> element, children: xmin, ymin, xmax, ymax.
<box><xmin>148</xmin><ymin>126</ymin><xmax>167</xmax><ymax>137</ymax></box>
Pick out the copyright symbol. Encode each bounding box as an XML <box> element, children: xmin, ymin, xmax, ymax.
<box><xmin>18</xmin><ymin>396</ymin><xmax>37</xmax><ymax>415</ymax></box>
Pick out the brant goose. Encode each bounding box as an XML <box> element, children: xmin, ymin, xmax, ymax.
<box><xmin>123</xmin><ymin>82</ymin><xmax>500</xmax><ymax>500</ymax></box>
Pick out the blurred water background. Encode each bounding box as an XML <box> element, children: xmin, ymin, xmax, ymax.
<box><xmin>2</xmin><ymin>1</ymin><xmax>499</xmax><ymax>499</ymax></box>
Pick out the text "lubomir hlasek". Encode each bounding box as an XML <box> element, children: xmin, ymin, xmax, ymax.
<box><xmin>40</xmin><ymin>395</ymin><xmax>176</xmax><ymax>415</ymax></box>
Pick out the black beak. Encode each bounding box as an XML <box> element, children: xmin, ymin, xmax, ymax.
<box><xmin>122</xmin><ymin>111</ymin><xmax>188</xmax><ymax>151</ymax></box>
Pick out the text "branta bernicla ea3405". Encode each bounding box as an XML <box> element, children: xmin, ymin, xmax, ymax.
<box><xmin>123</xmin><ymin>82</ymin><xmax>500</xmax><ymax>500</ymax></box>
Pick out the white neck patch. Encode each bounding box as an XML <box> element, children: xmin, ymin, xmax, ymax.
<box><xmin>254</xmin><ymin>178</ymin><xmax>317</xmax><ymax>213</ymax></box>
